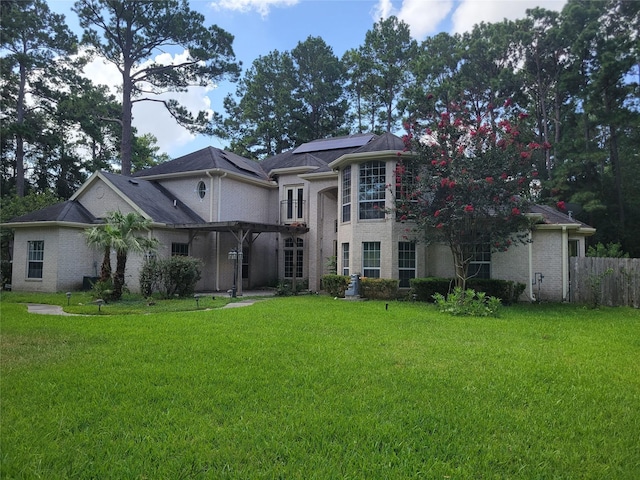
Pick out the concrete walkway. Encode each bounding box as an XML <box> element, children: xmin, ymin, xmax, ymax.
<box><xmin>26</xmin><ymin>292</ymin><xmax>273</xmax><ymax>316</ymax></box>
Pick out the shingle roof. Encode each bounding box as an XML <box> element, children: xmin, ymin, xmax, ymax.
<box><xmin>7</xmin><ymin>200</ymin><xmax>97</xmax><ymax>224</ymax></box>
<box><xmin>530</xmin><ymin>204</ymin><xmax>592</xmax><ymax>227</ymax></box>
<box><xmin>352</xmin><ymin>132</ymin><xmax>406</xmax><ymax>153</ymax></box>
<box><xmin>260</xmin><ymin>133</ymin><xmax>395</xmax><ymax>175</ymax></box>
<box><xmin>100</xmin><ymin>171</ymin><xmax>205</xmax><ymax>225</ymax></box>
<box><xmin>133</xmin><ymin>146</ymin><xmax>268</xmax><ymax>181</ymax></box>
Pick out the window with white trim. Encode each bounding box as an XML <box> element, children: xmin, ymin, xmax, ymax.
<box><xmin>362</xmin><ymin>241</ymin><xmax>381</xmax><ymax>278</ymax></box>
<box><xmin>285</xmin><ymin>186</ymin><xmax>304</xmax><ymax>222</ymax></box>
<box><xmin>284</xmin><ymin>237</ymin><xmax>304</xmax><ymax>278</ymax></box>
<box><xmin>27</xmin><ymin>240</ymin><xmax>44</xmax><ymax>279</ymax></box>
<box><xmin>359</xmin><ymin>161</ymin><xmax>386</xmax><ymax>220</ymax></box>
<box><xmin>469</xmin><ymin>243</ymin><xmax>491</xmax><ymax>279</ymax></box>
<box><xmin>398</xmin><ymin>241</ymin><xmax>416</xmax><ymax>288</ymax></box>
<box><xmin>197</xmin><ymin>181</ymin><xmax>207</xmax><ymax>199</ymax></box>
<box><xmin>342</xmin><ymin>166</ymin><xmax>351</xmax><ymax>222</ymax></box>
<box><xmin>341</xmin><ymin>243</ymin><xmax>350</xmax><ymax>276</ymax></box>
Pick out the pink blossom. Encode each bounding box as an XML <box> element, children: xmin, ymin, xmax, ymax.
<box><xmin>434</xmin><ymin>210</ymin><xmax>440</xmax><ymax>217</ymax></box>
<box><xmin>486</xmin><ymin>176</ymin><xmax>494</xmax><ymax>184</ymax></box>
<box><xmin>511</xmin><ymin>207</ymin><xmax>521</xmax><ymax>216</ymax></box>
<box><xmin>464</xmin><ymin>205</ymin><xmax>474</xmax><ymax>213</ymax></box>
<box><xmin>557</xmin><ymin>201</ymin><xmax>566</xmax><ymax>211</ymax></box>
<box><xmin>436</xmin><ymin>222</ymin><xmax>444</xmax><ymax>229</ymax></box>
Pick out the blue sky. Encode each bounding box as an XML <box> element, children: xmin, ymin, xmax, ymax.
<box><xmin>49</xmin><ymin>0</ymin><xmax>567</xmax><ymax>159</ymax></box>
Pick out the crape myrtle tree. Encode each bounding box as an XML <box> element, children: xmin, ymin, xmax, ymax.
<box><xmin>396</xmin><ymin>100</ymin><xmax>547</xmax><ymax>291</ymax></box>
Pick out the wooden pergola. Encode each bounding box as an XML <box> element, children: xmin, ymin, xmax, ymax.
<box><xmin>173</xmin><ymin>221</ymin><xmax>309</xmax><ymax>295</ymax></box>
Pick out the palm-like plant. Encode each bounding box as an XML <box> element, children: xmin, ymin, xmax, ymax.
<box><xmin>85</xmin><ymin>211</ymin><xmax>159</xmax><ymax>300</ymax></box>
<box><xmin>84</xmin><ymin>224</ymin><xmax>116</xmax><ymax>282</ymax></box>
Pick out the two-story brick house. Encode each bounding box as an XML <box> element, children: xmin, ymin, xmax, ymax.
<box><xmin>4</xmin><ymin>132</ymin><xmax>595</xmax><ymax>301</ymax></box>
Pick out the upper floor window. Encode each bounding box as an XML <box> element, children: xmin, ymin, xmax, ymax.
<box><xmin>395</xmin><ymin>162</ymin><xmax>417</xmax><ymax>221</ymax></box>
<box><xmin>359</xmin><ymin>161</ymin><xmax>386</xmax><ymax>220</ymax></box>
<box><xmin>342</xmin><ymin>166</ymin><xmax>351</xmax><ymax>222</ymax></box>
<box><xmin>197</xmin><ymin>181</ymin><xmax>207</xmax><ymax>199</ymax></box>
<box><xmin>27</xmin><ymin>240</ymin><xmax>44</xmax><ymax>279</ymax></box>
<box><xmin>283</xmin><ymin>186</ymin><xmax>304</xmax><ymax>223</ymax></box>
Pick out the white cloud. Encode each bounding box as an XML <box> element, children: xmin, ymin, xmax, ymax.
<box><xmin>81</xmin><ymin>49</ymin><xmax>216</xmax><ymax>157</ymax></box>
<box><xmin>397</xmin><ymin>0</ymin><xmax>454</xmax><ymax>39</ymax></box>
<box><xmin>372</xmin><ymin>0</ymin><xmax>394</xmax><ymax>20</ymax></box>
<box><xmin>373</xmin><ymin>0</ymin><xmax>567</xmax><ymax>39</ymax></box>
<box><xmin>210</xmin><ymin>0</ymin><xmax>299</xmax><ymax>18</ymax></box>
<box><xmin>451</xmin><ymin>0</ymin><xmax>567</xmax><ymax>34</ymax></box>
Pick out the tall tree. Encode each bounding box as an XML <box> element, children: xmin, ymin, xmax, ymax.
<box><xmin>518</xmin><ymin>8</ymin><xmax>570</xmax><ymax>176</ymax></box>
<box><xmin>291</xmin><ymin>36</ymin><xmax>349</xmax><ymax>142</ymax></box>
<box><xmin>456</xmin><ymin>21</ymin><xmax>526</xmax><ymax>123</ymax></box>
<box><xmin>218</xmin><ymin>50</ymin><xmax>301</xmax><ymax>158</ymax></box>
<box><xmin>359</xmin><ymin>16</ymin><xmax>417</xmax><ymax>132</ymax></box>
<box><xmin>402</xmin><ymin>32</ymin><xmax>461</xmax><ymax>120</ymax></box>
<box><xmin>73</xmin><ymin>0</ymin><xmax>240</xmax><ymax>175</ymax></box>
<box><xmin>553</xmin><ymin>0</ymin><xmax>639</xmax><ymax>246</ymax></box>
<box><xmin>0</xmin><ymin>0</ymin><xmax>79</xmax><ymax>196</ymax></box>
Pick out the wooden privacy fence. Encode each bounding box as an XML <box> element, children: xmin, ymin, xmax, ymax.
<box><xmin>569</xmin><ymin>257</ymin><xmax>640</xmax><ymax>308</ymax></box>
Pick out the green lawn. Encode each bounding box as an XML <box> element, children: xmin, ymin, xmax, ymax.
<box><xmin>1</xmin><ymin>294</ymin><xmax>639</xmax><ymax>479</ymax></box>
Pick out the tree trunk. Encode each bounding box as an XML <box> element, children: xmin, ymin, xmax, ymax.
<box><xmin>112</xmin><ymin>251</ymin><xmax>127</xmax><ymax>300</ymax></box>
<box><xmin>120</xmin><ymin>66</ymin><xmax>133</xmax><ymax>176</ymax></box>
<box><xmin>100</xmin><ymin>246</ymin><xmax>112</xmax><ymax>282</ymax></box>
<box><xmin>15</xmin><ymin>56</ymin><xmax>27</xmax><ymax>197</ymax></box>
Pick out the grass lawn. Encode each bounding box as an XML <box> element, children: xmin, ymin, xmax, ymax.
<box><xmin>1</xmin><ymin>293</ymin><xmax>639</xmax><ymax>479</ymax></box>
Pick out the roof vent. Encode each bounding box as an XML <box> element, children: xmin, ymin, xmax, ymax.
<box><xmin>128</xmin><ymin>179</ymin><xmax>139</xmax><ymax>185</ymax></box>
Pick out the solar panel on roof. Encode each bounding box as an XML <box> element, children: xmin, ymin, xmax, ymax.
<box><xmin>293</xmin><ymin>134</ymin><xmax>375</xmax><ymax>154</ymax></box>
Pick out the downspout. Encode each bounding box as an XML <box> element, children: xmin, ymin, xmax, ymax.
<box><xmin>528</xmin><ymin>231</ymin><xmax>535</xmax><ymax>302</ymax></box>
<box><xmin>562</xmin><ymin>226</ymin><xmax>568</xmax><ymax>301</ymax></box>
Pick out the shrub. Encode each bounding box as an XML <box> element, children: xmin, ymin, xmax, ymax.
<box><xmin>410</xmin><ymin>277</ymin><xmax>525</xmax><ymax>304</ymax></box>
<box><xmin>320</xmin><ymin>274</ymin><xmax>350</xmax><ymax>297</ymax></box>
<box><xmin>140</xmin><ymin>256</ymin><xmax>202</xmax><ymax>298</ymax></box>
<box><xmin>90</xmin><ymin>278</ymin><xmax>114</xmax><ymax>301</ymax></box>
<box><xmin>466</xmin><ymin>279</ymin><xmax>526</xmax><ymax>305</ymax></box>
<box><xmin>409</xmin><ymin>277</ymin><xmax>453</xmax><ymax>302</ymax></box>
<box><xmin>275</xmin><ymin>278</ymin><xmax>309</xmax><ymax>296</ymax></box>
<box><xmin>433</xmin><ymin>287</ymin><xmax>502</xmax><ymax>317</ymax></box>
<box><xmin>360</xmin><ymin>278</ymin><xmax>399</xmax><ymax>300</ymax></box>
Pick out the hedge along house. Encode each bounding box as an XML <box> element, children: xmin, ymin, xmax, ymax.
<box><xmin>4</xmin><ymin>133</ymin><xmax>595</xmax><ymax>302</ymax></box>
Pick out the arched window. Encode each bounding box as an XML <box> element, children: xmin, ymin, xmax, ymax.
<box><xmin>197</xmin><ymin>181</ymin><xmax>207</xmax><ymax>199</ymax></box>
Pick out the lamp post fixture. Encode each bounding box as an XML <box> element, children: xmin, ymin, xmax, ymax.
<box><xmin>66</xmin><ymin>292</ymin><xmax>72</xmax><ymax>305</ymax></box>
<box><xmin>228</xmin><ymin>248</ymin><xmax>243</xmax><ymax>298</ymax></box>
